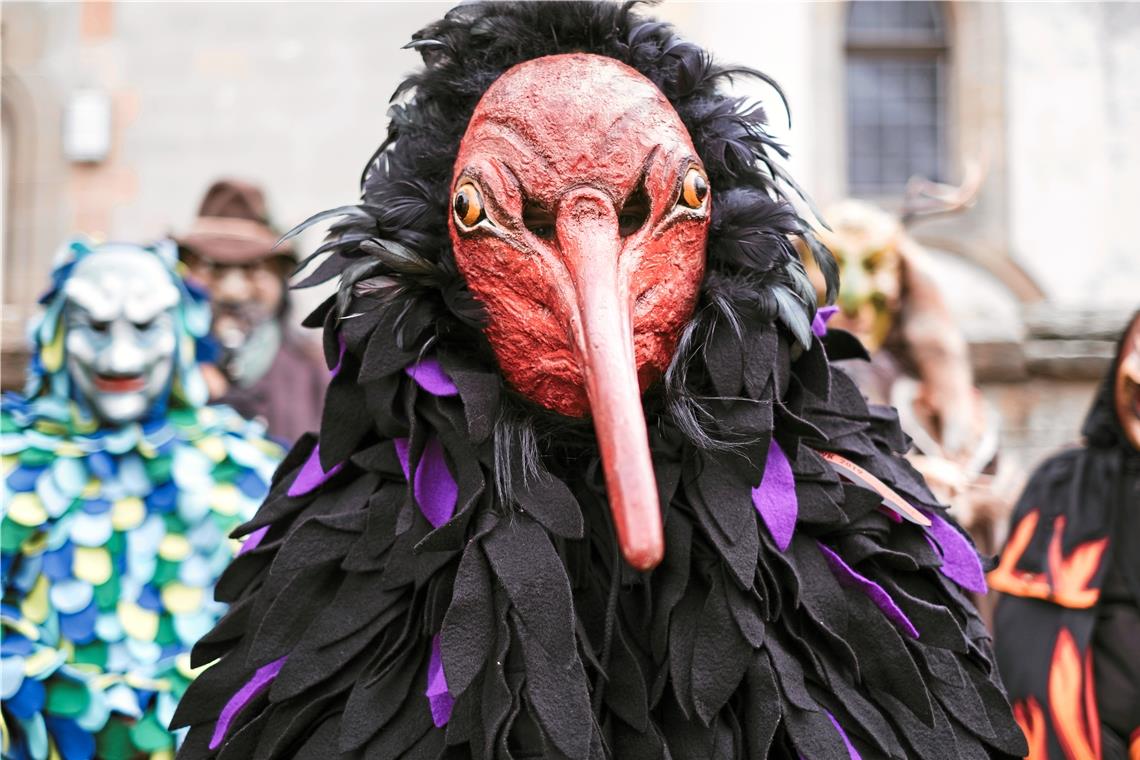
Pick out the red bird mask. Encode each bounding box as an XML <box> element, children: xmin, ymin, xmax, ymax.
<box><xmin>449</xmin><ymin>54</ymin><xmax>710</xmax><ymax>569</ymax></box>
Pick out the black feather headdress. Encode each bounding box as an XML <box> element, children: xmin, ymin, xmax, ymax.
<box><xmin>173</xmin><ymin>3</ymin><xmax>1026</xmax><ymax>758</ymax></box>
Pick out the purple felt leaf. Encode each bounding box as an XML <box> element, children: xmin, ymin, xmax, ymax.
<box><xmin>752</xmin><ymin>439</ymin><xmax>797</xmax><ymax>551</ymax></box>
<box><xmin>237</xmin><ymin>526</ymin><xmax>269</xmax><ymax>556</ymax></box>
<box><xmin>924</xmin><ymin>511</ymin><xmax>987</xmax><ymax>594</ymax></box>
<box><xmin>819</xmin><ymin>543</ymin><xmax>919</xmax><ymax>639</ymax></box>
<box><xmin>405</xmin><ymin>357</ymin><xmax>459</xmax><ymax>397</ymax></box>
<box><xmin>812</xmin><ymin>305</ymin><xmax>839</xmax><ymax>338</ymax></box>
<box><xmin>826</xmin><ymin>711</ymin><xmax>862</xmax><ymax>760</ymax></box>
<box><xmin>286</xmin><ymin>444</ymin><xmax>343</xmax><ymax>497</ymax></box>
<box><xmin>209</xmin><ymin>656</ymin><xmax>287</xmax><ymax>749</ymax></box>
<box><xmin>425</xmin><ymin>634</ymin><xmax>454</xmax><ymax>728</ymax></box>
<box><xmin>394</xmin><ymin>437</ymin><xmax>458</xmax><ymax>529</ymax></box>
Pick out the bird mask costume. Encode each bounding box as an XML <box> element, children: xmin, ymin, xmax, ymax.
<box><xmin>174</xmin><ymin>4</ymin><xmax>1026</xmax><ymax>758</ymax></box>
<box><xmin>1</xmin><ymin>239</ymin><xmax>283</xmax><ymax>759</ymax></box>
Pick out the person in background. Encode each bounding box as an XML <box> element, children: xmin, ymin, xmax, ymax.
<box><xmin>0</xmin><ymin>238</ymin><xmax>283</xmax><ymax>759</ymax></box>
<box><xmin>175</xmin><ymin>179</ymin><xmax>327</xmax><ymax>445</ymax></box>
<box><xmin>800</xmin><ymin>196</ymin><xmax>1018</xmax><ymax>630</ymax></box>
<box><xmin>989</xmin><ymin>310</ymin><xmax>1140</xmax><ymax>759</ymax></box>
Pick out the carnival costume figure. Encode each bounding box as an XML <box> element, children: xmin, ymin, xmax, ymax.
<box><xmin>174</xmin><ymin>4</ymin><xmax>1026</xmax><ymax>758</ymax></box>
<box><xmin>990</xmin><ymin>311</ymin><xmax>1140</xmax><ymax>759</ymax></box>
<box><xmin>176</xmin><ymin>179</ymin><xmax>328</xmax><ymax>445</ymax></box>
<box><xmin>1</xmin><ymin>239</ymin><xmax>283</xmax><ymax>759</ymax></box>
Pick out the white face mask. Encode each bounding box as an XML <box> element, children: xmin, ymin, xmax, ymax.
<box><xmin>62</xmin><ymin>247</ymin><xmax>181</xmax><ymax>426</ymax></box>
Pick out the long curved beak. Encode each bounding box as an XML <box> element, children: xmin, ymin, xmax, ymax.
<box><xmin>558</xmin><ymin>190</ymin><xmax>664</xmax><ymax>571</ymax></box>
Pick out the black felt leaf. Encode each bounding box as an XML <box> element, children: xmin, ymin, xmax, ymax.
<box><xmin>340</xmin><ymin>644</ymin><xmax>425</xmax><ymax>750</ymax></box>
<box><xmin>742</xmin><ymin>323</ymin><xmax>778</xmax><ymax>399</ymax></box>
<box><xmin>786</xmin><ymin>539</ymin><xmax>860</xmax><ymax>676</ymax></box>
<box><xmin>475</xmin><ymin>615</ymin><xmax>515</xmax><ymax>758</ymax></box>
<box><xmin>272</xmin><ymin>509</ymin><xmax>367</xmax><ymax>574</ymax></box>
<box><xmin>784</xmin><ymin>704</ymin><xmax>850</xmax><ymax>760</ymax></box>
<box><xmin>303</xmin><ymin>293</ymin><xmax>337</xmax><ymax>330</ymax></box>
<box><xmin>353</xmin><ymin>667</ymin><xmax>434</xmax><ymax>758</ymax></box>
<box><xmin>483</xmin><ymin>518</ymin><xmax>592</xmax><ymax>759</ymax></box>
<box><xmin>441</xmin><ymin>542</ymin><xmax>496</xmax><ymax>696</ymax></box>
<box><xmin>603</xmin><ymin>620</ymin><xmax>650</xmax><ymax>731</ymax></box>
<box><xmin>514</xmin><ymin>619</ymin><xmax>593</xmax><ymax>760</ymax></box>
<box><xmin>687</xmin><ymin>453</ymin><xmax>759</xmax><ymax>587</ymax></box>
<box><xmin>724</xmin><ymin>579</ymin><xmax>766</xmax><ymax>648</ymax></box>
<box><xmin>668</xmin><ymin>583</ymin><xmax>705</xmax><ymax>719</ymax></box>
<box><xmin>249</xmin><ymin>563</ymin><xmax>342</xmax><ymax>664</ymax></box>
<box><xmin>704</xmin><ymin>323</ymin><xmax>744</xmax><ymax>399</ymax></box>
<box><xmin>690</xmin><ymin>574</ymin><xmax>752</xmax><ymax>722</ymax></box>
<box><xmin>358</xmin><ymin>310</ymin><xmax>421</xmax><ymax>383</ymax></box>
<box><xmin>512</xmin><ymin>465</ymin><xmax>584</xmax><ymax>540</ymax></box>
<box><xmin>270</xmin><ymin>579</ymin><xmax>401</xmax><ymax>697</ymax></box>
<box><xmin>610</xmin><ymin>718</ymin><xmax>668</xmax><ymax>760</ymax></box>
<box><xmin>651</xmin><ymin>510</ymin><xmax>692</xmax><ymax>661</ymax></box>
<box><xmin>793</xmin><ymin>338</ymin><xmax>831</xmax><ymax>402</ymax></box>
<box><xmin>823</xmin><ymin>328</ymin><xmax>871</xmax><ymax>362</ymax></box>
<box><xmin>216</xmin><ymin>709</ymin><xmax>273</xmax><ymax>760</ymax></box>
<box><xmin>741</xmin><ymin>653</ymin><xmax>781</xmax><ymax>760</ymax></box>
<box><xmin>763</xmin><ymin>638</ymin><xmax>817</xmax><ymax>712</ymax></box>
<box><xmin>878</xmin><ymin>692</ymin><xmax>960</xmax><ymax>760</ymax></box>
<box><xmin>444</xmin><ymin>364</ymin><xmax>502</xmax><ymax>444</ymax></box>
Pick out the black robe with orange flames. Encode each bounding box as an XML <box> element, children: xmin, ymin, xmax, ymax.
<box><xmin>990</xmin><ymin>315</ymin><xmax>1140</xmax><ymax>760</ymax></box>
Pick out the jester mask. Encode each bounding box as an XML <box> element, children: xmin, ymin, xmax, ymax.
<box><xmin>27</xmin><ymin>239</ymin><xmax>210</xmax><ymax>427</ymax></box>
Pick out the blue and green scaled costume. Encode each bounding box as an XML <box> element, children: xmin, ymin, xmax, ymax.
<box><xmin>1</xmin><ymin>240</ymin><xmax>285</xmax><ymax>759</ymax></box>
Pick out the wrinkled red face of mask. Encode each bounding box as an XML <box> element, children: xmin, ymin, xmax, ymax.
<box><xmin>450</xmin><ymin>53</ymin><xmax>709</xmax><ymax>415</ymax></box>
<box><xmin>449</xmin><ymin>53</ymin><xmax>710</xmax><ymax>570</ymax></box>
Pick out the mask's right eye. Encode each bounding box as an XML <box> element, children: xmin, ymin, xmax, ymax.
<box><xmin>453</xmin><ymin>182</ymin><xmax>486</xmax><ymax>228</ymax></box>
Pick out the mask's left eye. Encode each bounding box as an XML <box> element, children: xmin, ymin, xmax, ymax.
<box><xmin>453</xmin><ymin>182</ymin><xmax>486</xmax><ymax>228</ymax></box>
<box><xmin>679</xmin><ymin>167</ymin><xmax>709</xmax><ymax>209</ymax></box>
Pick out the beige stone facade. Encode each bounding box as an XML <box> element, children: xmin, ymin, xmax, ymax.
<box><xmin>3</xmin><ymin>1</ymin><xmax>1137</xmax><ymax>472</ymax></box>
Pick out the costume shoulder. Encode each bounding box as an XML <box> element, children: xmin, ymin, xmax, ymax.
<box><xmin>1</xmin><ymin>394</ymin><xmax>282</xmax><ymax>759</ymax></box>
<box><xmin>173</xmin><ymin>323</ymin><xmax>1025</xmax><ymax>760</ymax></box>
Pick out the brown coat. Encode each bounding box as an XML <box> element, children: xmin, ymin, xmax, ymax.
<box><xmin>216</xmin><ymin>332</ymin><xmax>327</xmax><ymax>446</ymax></box>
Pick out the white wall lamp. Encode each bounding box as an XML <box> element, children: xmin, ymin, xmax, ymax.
<box><xmin>62</xmin><ymin>89</ymin><xmax>112</xmax><ymax>163</ymax></box>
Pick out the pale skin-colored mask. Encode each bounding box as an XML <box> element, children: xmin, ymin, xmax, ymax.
<box><xmin>804</xmin><ymin>200</ymin><xmax>903</xmax><ymax>352</ymax></box>
<box><xmin>63</xmin><ymin>247</ymin><xmax>181</xmax><ymax>426</ymax></box>
<box><xmin>1115</xmin><ymin>316</ymin><xmax>1140</xmax><ymax>451</ymax></box>
<box><xmin>182</xmin><ymin>254</ymin><xmax>287</xmax><ymax>351</ymax></box>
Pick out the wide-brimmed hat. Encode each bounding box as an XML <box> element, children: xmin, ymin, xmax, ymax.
<box><xmin>175</xmin><ymin>179</ymin><xmax>294</xmax><ymax>264</ymax></box>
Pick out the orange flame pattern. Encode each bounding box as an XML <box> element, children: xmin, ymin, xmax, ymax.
<box><xmin>1012</xmin><ymin>628</ymin><xmax>1104</xmax><ymax>760</ymax></box>
<box><xmin>1046</xmin><ymin>628</ymin><xmax>1100</xmax><ymax>760</ymax></box>
<box><xmin>988</xmin><ymin>510</ymin><xmax>1108</xmax><ymax>609</ymax></box>
<box><xmin>1013</xmin><ymin>696</ymin><xmax>1048</xmax><ymax>760</ymax></box>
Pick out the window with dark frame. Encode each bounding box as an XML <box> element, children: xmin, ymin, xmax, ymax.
<box><xmin>845</xmin><ymin>0</ymin><xmax>948</xmax><ymax>196</ymax></box>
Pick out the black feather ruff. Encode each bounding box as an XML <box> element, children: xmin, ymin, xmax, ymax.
<box><xmin>174</xmin><ymin>3</ymin><xmax>1026</xmax><ymax>758</ymax></box>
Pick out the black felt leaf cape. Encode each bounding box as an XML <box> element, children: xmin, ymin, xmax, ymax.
<box><xmin>173</xmin><ymin>3</ymin><xmax>1027</xmax><ymax>758</ymax></box>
